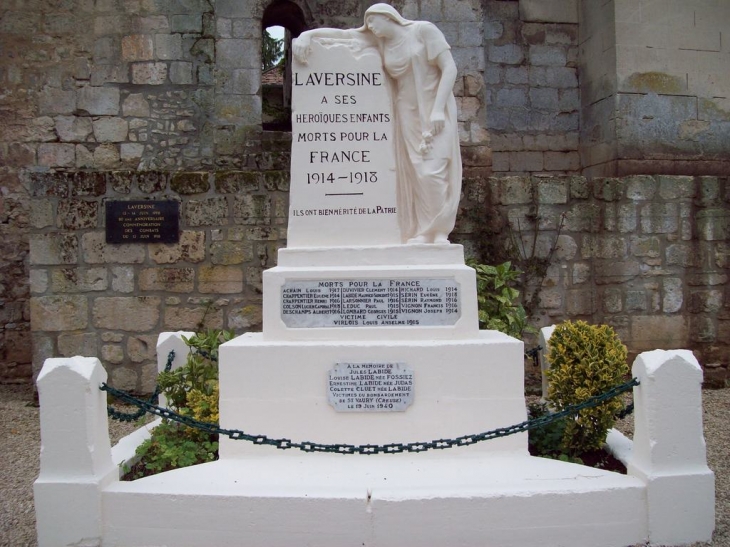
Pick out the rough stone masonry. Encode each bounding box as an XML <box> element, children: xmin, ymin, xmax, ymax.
<box><xmin>0</xmin><ymin>0</ymin><xmax>728</xmax><ymax>387</ymax></box>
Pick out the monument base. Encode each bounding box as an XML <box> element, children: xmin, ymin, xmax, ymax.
<box><xmin>219</xmin><ymin>330</ymin><xmax>526</xmax><ymax>458</ymax></box>
<box><xmin>102</xmin><ymin>454</ymin><xmax>647</xmax><ymax>547</ymax></box>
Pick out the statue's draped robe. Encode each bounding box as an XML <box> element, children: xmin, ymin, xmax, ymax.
<box><xmin>380</xmin><ymin>22</ymin><xmax>462</xmax><ymax>242</ymax></box>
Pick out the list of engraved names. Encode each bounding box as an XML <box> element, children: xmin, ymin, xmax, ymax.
<box><xmin>281</xmin><ymin>278</ymin><xmax>460</xmax><ymax>328</ymax></box>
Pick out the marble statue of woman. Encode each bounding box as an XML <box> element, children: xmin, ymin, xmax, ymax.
<box><xmin>293</xmin><ymin>4</ymin><xmax>462</xmax><ymax>244</ymax></box>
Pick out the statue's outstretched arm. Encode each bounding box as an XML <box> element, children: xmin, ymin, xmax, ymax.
<box><xmin>293</xmin><ymin>28</ymin><xmax>371</xmax><ymax>64</ymax></box>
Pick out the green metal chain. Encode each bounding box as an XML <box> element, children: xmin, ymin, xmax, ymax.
<box><xmin>101</xmin><ymin>352</ymin><xmax>639</xmax><ymax>455</ymax></box>
<box><xmin>105</xmin><ymin>349</ymin><xmax>175</xmax><ymax>422</ymax></box>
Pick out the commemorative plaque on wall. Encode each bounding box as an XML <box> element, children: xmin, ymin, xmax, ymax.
<box><xmin>105</xmin><ymin>201</ymin><xmax>179</xmax><ymax>244</ymax></box>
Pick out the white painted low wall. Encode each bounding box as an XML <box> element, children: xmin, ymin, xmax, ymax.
<box><xmin>33</xmin><ymin>333</ymin><xmax>715</xmax><ymax>547</ymax></box>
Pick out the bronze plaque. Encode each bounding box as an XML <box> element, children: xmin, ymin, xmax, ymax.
<box><xmin>106</xmin><ymin>200</ymin><xmax>179</xmax><ymax>244</ymax></box>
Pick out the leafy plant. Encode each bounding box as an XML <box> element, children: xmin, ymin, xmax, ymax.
<box><xmin>545</xmin><ymin>320</ymin><xmax>629</xmax><ymax>455</ymax></box>
<box><xmin>468</xmin><ymin>260</ymin><xmax>534</xmax><ymax>338</ymax></box>
<box><xmin>125</xmin><ymin>330</ymin><xmax>233</xmax><ymax>480</ymax></box>
<box><xmin>527</xmin><ymin>402</ymin><xmax>583</xmax><ymax>464</ymax></box>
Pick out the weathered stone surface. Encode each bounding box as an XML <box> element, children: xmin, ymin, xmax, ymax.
<box><xmin>82</xmin><ymin>231</ymin><xmax>145</xmax><ymax>264</ymax></box>
<box><xmin>55</xmin><ymin>116</ymin><xmax>93</xmax><ymax>142</ymax></box>
<box><xmin>111</xmin><ymin>265</ymin><xmax>135</xmax><ymax>293</ymax></box>
<box><xmin>565</xmin><ymin>290</ymin><xmax>596</xmax><ymax>316</ymax></box>
<box><xmin>29</xmin><ymin>234</ymin><xmax>78</xmax><ymax>265</ymax></box>
<box><xmin>29</xmin><ymin>270</ymin><xmax>48</xmax><ymax>294</ymax></box>
<box><xmin>51</xmin><ymin>267</ymin><xmax>108</xmax><ymax>292</ymax></box>
<box><xmin>58</xmin><ymin>333</ymin><xmax>98</xmax><ymax>358</ymax></box>
<box><xmin>625</xmin><ymin>175</ymin><xmax>657</xmax><ymax>200</ymax></box>
<box><xmin>169</xmin><ymin>62</ymin><xmax>193</xmax><ymax>84</ymax></box>
<box><xmin>163</xmin><ymin>306</ymin><xmax>224</xmax><ymax>330</ymax></box>
<box><xmin>102</xmin><ymin>344</ymin><xmax>125</xmax><ymax>364</ymax></box>
<box><xmin>39</xmin><ymin>88</ymin><xmax>76</xmax><ymax>115</ymax></box>
<box><xmin>92</xmin><ymin>296</ymin><xmax>161</xmax><ymax>331</ymax></box>
<box><xmin>108</xmin><ymin>366</ymin><xmax>137</xmax><ymax>391</ymax></box>
<box><xmin>57</xmin><ymin>199</ymin><xmax>98</xmax><ymax>229</ymax></box>
<box><xmin>184</xmin><ymin>197</ymin><xmax>227</xmax><ymax>226</ymax></box>
<box><xmin>581</xmin><ymin>235</ymin><xmax>628</xmax><ymax>259</ymax></box>
<box><xmin>132</xmin><ymin>62</ymin><xmax>168</xmax><ymax>85</ymax></box>
<box><xmin>658</xmin><ymin>175</ymin><xmax>695</xmax><ymax>200</ymax></box>
<box><xmin>215</xmin><ymin>171</ymin><xmax>260</xmax><ymax>193</ymax></box>
<box><xmin>198</xmin><ymin>266</ymin><xmax>243</xmax><ymax>293</ymax></box>
<box><xmin>122</xmin><ymin>34</ymin><xmax>154</xmax><ymax>61</ymax></box>
<box><xmin>122</xmin><ymin>94</ymin><xmax>151</xmax><ymax>117</ymax></box>
<box><xmin>127</xmin><ymin>335</ymin><xmax>157</xmax><ymax>363</ymax></box>
<box><xmin>38</xmin><ymin>144</ymin><xmax>75</xmax><ymax>167</ymax></box>
<box><xmin>663</xmin><ymin>278</ymin><xmax>684</xmax><ymax>313</ymax></box>
<box><xmin>29</xmin><ymin>200</ymin><xmax>54</xmax><ymax>229</ymax></box>
<box><xmin>631</xmin><ymin>315</ymin><xmax>688</xmax><ymax>351</ymax></box>
<box><xmin>210</xmin><ymin>241</ymin><xmax>253</xmax><ymax>265</ymax></box>
<box><xmin>139</xmin><ymin>267</ymin><xmax>195</xmax><ymax>292</ymax></box>
<box><xmin>640</xmin><ymin>203</ymin><xmax>678</xmax><ymax>234</ymax></box>
<box><xmin>30</xmin><ymin>295</ymin><xmax>88</xmax><ymax>331</ymax></box>
<box><xmin>227</xmin><ymin>304</ymin><xmax>262</xmax><ymax>330</ymax></box>
<box><xmin>94</xmin><ymin>144</ymin><xmax>121</xmax><ymax>168</ymax></box>
<box><xmin>148</xmin><ymin>230</ymin><xmax>206</xmax><ymax>264</ymax></box>
<box><xmin>696</xmin><ymin>209</ymin><xmax>728</xmax><ymax>241</ymax></box>
<box><xmin>171</xmin><ymin>172</ymin><xmax>210</xmax><ymax>194</ymax></box>
<box><xmin>93</xmin><ymin>118</ymin><xmax>128</xmax><ymax>142</ymax></box>
<box><xmin>77</xmin><ymin>87</ymin><xmax>120</xmax><ymax>115</ymax></box>
<box><xmin>155</xmin><ymin>34</ymin><xmax>182</xmax><ymax>60</ymax></box>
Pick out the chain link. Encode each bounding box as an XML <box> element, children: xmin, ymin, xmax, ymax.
<box><xmin>102</xmin><ymin>357</ymin><xmax>639</xmax><ymax>455</ymax></box>
<box><xmin>106</xmin><ymin>349</ymin><xmax>175</xmax><ymax>422</ymax></box>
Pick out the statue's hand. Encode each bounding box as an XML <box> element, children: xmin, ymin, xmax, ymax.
<box><xmin>430</xmin><ymin>110</ymin><xmax>446</xmax><ymax>135</ymax></box>
<box><xmin>293</xmin><ymin>34</ymin><xmax>312</xmax><ymax>64</ymax></box>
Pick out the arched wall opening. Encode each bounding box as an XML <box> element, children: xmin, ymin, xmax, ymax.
<box><xmin>261</xmin><ymin>0</ymin><xmax>308</xmax><ymax>131</ymax></box>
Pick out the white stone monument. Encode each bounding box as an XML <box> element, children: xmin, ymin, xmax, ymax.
<box><xmin>218</xmin><ymin>4</ymin><xmax>525</xmax><ymax>457</ymax></box>
<box><xmin>33</xmin><ymin>7</ymin><xmax>715</xmax><ymax>546</ymax></box>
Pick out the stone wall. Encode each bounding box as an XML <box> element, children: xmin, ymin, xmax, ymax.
<box><xmin>580</xmin><ymin>0</ymin><xmax>730</xmax><ymax>178</ymax></box>
<box><xmin>24</xmin><ymin>171</ymin><xmax>730</xmax><ymax>390</ymax></box>
<box><xmin>454</xmin><ymin>173</ymin><xmax>729</xmax><ymax>387</ymax></box>
<box><xmin>485</xmin><ymin>0</ymin><xmax>581</xmax><ymax>175</ymax></box>
<box><xmin>2</xmin><ymin>0</ymin><xmax>730</xmax><ymax>386</ymax></box>
<box><xmin>27</xmin><ymin>164</ymin><xmax>290</xmax><ymax>392</ymax></box>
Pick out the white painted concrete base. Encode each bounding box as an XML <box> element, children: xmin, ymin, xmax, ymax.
<box><xmin>34</xmin><ymin>341</ymin><xmax>715</xmax><ymax>547</ymax></box>
<box><xmin>103</xmin><ymin>454</ymin><xmax>647</xmax><ymax>547</ymax></box>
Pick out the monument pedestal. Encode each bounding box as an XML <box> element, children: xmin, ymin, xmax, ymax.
<box><xmin>220</xmin><ymin>244</ymin><xmax>527</xmax><ymax>458</ymax></box>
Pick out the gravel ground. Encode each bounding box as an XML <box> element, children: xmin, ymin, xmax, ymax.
<box><xmin>1</xmin><ymin>383</ymin><xmax>728</xmax><ymax>547</ymax></box>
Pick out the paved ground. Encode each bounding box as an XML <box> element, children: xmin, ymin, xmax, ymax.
<box><xmin>1</xmin><ymin>383</ymin><xmax>727</xmax><ymax>547</ymax></box>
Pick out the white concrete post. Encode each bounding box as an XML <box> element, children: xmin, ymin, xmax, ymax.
<box><xmin>34</xmin><ymin>357</ymin><xmax>117</xmax><ymax>547</ymax></box>
<box><xmin>538</xmin><ymin>325</ymin><xmax>555</xmax><ymax>401</ymax></box>
<box><xmin>628</xmin><ymin>350</ymin><xmax>715</xmax><ymax>545</ymax></box>
<box><xmin>156</xmin><ymin>331</ymin><xmax>194</xmax><ymax>408</ymax></box>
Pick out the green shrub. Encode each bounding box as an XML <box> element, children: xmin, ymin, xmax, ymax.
<box><xmin>468</xmin><ymin>260</ymin><xmax>534</xmax><ymax>338</ymax></box>
<box><xmin>125</xmin><ymin>330</ymin><xmax>232</xmax><ymax>480</ymax></box>
<box><xmin>546</xmin><ymin>320</ymin><xmax>629</xmax><ymax>455</ymax></box>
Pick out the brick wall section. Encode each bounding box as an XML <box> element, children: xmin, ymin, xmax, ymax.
<box><xmin>484</xmin><ymin>0</ymin><xmax>581</xmax><ymax>175</ymax></box>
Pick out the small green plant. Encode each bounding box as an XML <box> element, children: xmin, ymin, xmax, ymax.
<box><xmin>468</xmin><ymin>260</ymin><xmax>534</xmax><ymax>338</ymax></box>
<box><xmin>527</xmin><ymin>402</ymin><xmax>583</xmax><ymax>464</ymax></box>
<box><xmin>546</xmin><ymin>320</ymin><xmax>629</xmax><ymax>455</ymax></box>
<box><xmin>125</xmin><ymin>330</ymin><xmax>233</xmax><ymax>480</ymax></box>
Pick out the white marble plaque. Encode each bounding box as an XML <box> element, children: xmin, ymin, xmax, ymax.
<box><xmin>288</xmin><ymin>39</ymin><xmax>399</xmax><ymax>247</ymax></box>
<box><xmin>328</xmin><ymin>362</ymin><xmax>414</xmax><ymax>412</ymax></box>
<box><xmin>281</xmin><ymin>278</ymin><xmax>461</xmax><ymax>328</ymax></box>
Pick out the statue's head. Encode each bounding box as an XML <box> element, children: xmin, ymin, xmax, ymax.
<box><xmin>363</xmin><ymin>3</ymin><xmax>412</xmax><ymax>29</ymax></box>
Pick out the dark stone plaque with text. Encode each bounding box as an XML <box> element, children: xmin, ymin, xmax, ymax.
<box><xmin>106</xmin><ymin>201</ymin><xmax>179</xmax><ymax>244</ymax></box>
